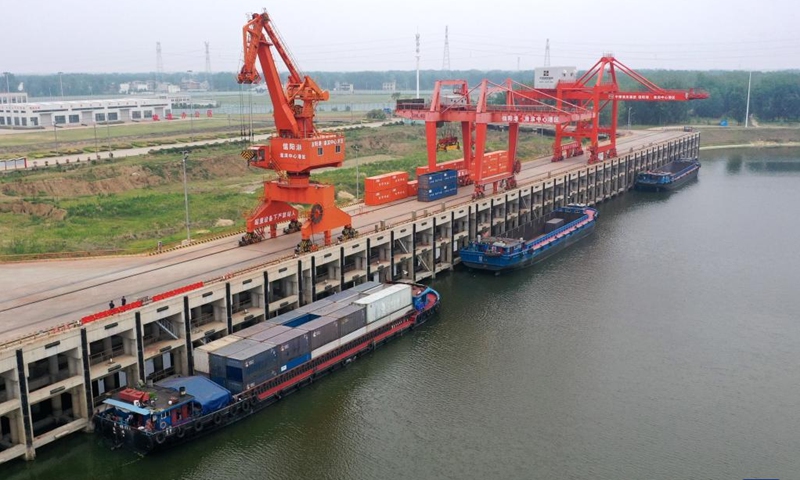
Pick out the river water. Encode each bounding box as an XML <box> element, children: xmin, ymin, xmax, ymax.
<box><xmin>6</xmin><ymin>147</ymin><xmax>800</xmax><ymax>480</ymax></box>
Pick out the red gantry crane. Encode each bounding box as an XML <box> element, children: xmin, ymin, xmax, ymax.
<box><xmin>544</xmin><ymin>55</ymin><xmax>709</xmax><ymax>163</ymax></box>
<box><xmin>396</xmin><ymin>55</ymin><xmax>709</xmax><ymax>199</ymax></box>
<box><xmin>395</xmin><ymin>80</ymin><xmax>594</xmax><ymax>199</ymax></box>
<box><xmin>237</xmin><ymin>12</ymin><xmax>354</xmax><ymax>252</ymax></box>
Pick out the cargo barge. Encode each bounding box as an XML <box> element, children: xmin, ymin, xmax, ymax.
<box><xmin>634</xmin><ymin>157</ymin><xmax>700</xmax><ymax>192</ymax></box>
<box><xmin>92</xmin><ymin>282</ymin><xmax>440</xmax><ymax>454</ymax></box>
<box><xmin>459</xmin><ymin>205</ymin><xmax>598</xmax><ymax>273</ymax></box>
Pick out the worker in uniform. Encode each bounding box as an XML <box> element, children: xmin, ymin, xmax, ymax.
<box><xmin>109</xmin><ymin>300</ymin><xmax>115</xmax><ymax>310</ymax></box>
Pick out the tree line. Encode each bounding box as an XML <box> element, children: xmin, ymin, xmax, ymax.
<box><xmin>4</xmin><ymin>69</ymin><xmax>798</xmax><ymax>125</ymax></box>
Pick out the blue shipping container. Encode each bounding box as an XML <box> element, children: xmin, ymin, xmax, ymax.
<box><xmin>417</xmin><ymin>181</ymin><xmax>458</xmax><ymax>202</ymax></box>
<box><xmin>418</xmin><ymin>169</ymin><xmax>458</xmax><ymax>189</ymax></box>
<box><xmin>280</xmin><ymin>353</ymin><xmax>312</xmax><ymax>374</ymax></box>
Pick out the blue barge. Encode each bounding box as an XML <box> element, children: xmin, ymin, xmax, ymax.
<box><xmin>635</xmin><ymin>157</ymin><xmax>700</xmax><ymax>192</ymax></box>
<box><xmin>459</xmin><ymin>205</ymin><xmax>598</xmax><ymax>273</ymax></box>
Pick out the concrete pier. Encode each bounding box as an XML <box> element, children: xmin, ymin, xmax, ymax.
<box><xmin>0</xmin><ymin>131</ymin><xmax>700</xmax><ymax>463</ymax></box>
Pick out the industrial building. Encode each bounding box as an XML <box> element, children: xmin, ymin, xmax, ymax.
<box><xmin>0</xmin><ymin>92</ymin><xmax>172</xmax><ymax>129</ymax></box>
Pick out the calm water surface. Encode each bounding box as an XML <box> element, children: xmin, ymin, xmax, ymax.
<box><xmin>6</xmin><ymin>147</ymin><xmax>800</xmax><ymax>480</ymax></box>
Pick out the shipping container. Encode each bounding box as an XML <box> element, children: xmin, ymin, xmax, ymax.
<box><xmin>406</xmin><ymin>180</ymin><xmax>419</xmax><ymax>197</ymax></box>
<box><xmin>417</xmin><ymin>181</ymin><xmax>458</xmax><ymax>202</ymax></box>
<box><xmin>365</xmin><ymin>307</ymin><xmax>411</xmax><ymax>333</ymax></box>
<box><xmin>193</xmin><ymin>336</ymin><xmax>241</xmax><ymax>375</ymax></box>
<box><xmin>209</xmin><ymin>339</ymin><xmax>260</xmax><ymax>378</ymax></box>
<box><xmin>233</xmin><ymin>322</ymin><xmax>275</xmax><ymax>339</ymax></box>
<box><xmin>365</xmin><ymin>185</ymin><xmax>407</xmax><ymax>206</ymax></box>
<box><xmin>364</xmin><ymin>171</ymin><xmax>409</xmax><ymax>192</ymax></box>
<box><xmin>280</xmin><ymin>353</ymin><xmax>311</xmax><ymax>374</ymax></box>
<box><xmin>224</xmin><ymin>341</ymin><xmax>280</xmax><ymax>393</ymax></box>
<box><xmin>296</xmin><ymin>316</ymin><xmax>340</xmax><ymax>351</ymax></box>
<box><xmin>338</xmin><ymin>326</ymin><xmax>367</xmax><ymax>348</ymax></box>
<box><xmin>351</xmin><ymin>281</ymin><xmax>381</xmax><ymax>293</ymax></box>
<box><xmin>296</xmin><ymin>299</ymin><xmax>334</xmax><ymax>314</ymax></box>
<box><xmin>335</xmin><ymin>304</ymin><xmax>368</xmax><ymax>336</ymax></box>
<box><xmin>354</xmin><ymin>283</ymin><xmax>413</xmax><ymax>323</ymax></box>
<box><xmin>266</xmin><ymin>309</ymin><xmax>305</xmax><ymax>326</ymax></box>
<box><xmin>250</xmin><ymin>324</ymin><xmax>293</xmax><ymax>342</ymax></box>
<box><xmin>311</xmin><ymin>301</ymin><xmax>350</xmax><ymax>318</ymax></box>
<box><xmin>325</xmin><ymin>289</ymin><xmax>361</xmax><ymax>304</ymax></box>
<box><xmin>544</xmin><ymin>218</ymin><xmax>565</xmax><ymax>233</ymax></box>
<box><xmin>267</xmin><ymin>329</ymin><xmax>311</xmax><ymax>365</ymax></box>
<box><xmin>418</xmin><ymin>169</ymin><xmax>458</xmax><ymax>189</ymax></box>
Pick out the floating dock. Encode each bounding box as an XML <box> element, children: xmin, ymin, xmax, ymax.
<box><xmin>0</xmin><ymin>130</ymin><xmax>699</xmax><ymax>463</ymax></box>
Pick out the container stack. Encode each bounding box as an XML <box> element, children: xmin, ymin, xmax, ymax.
<box><xmin>195</xmin><ymin>282</ymin><xmax>414</xmax><ymax>394</ymax></box>
<box><xmin>364</xmin><ymin>171</ymin><xmax>409</xmax><ymax>206</ymax></box>
<box><xmin>417</xmin><ymin>169</ymin><xmax>459</xmax><ymax>202</ymax></box>
<box><xmin>480</xmin><ymin>151</ymin><xmax>509</xmax><ymax>177</ymax></box>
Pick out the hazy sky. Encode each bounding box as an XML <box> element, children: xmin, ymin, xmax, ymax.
<box><xmin>3</xmin><ymin>0</ymin><xmax>798</xmax><ymax>74</ymax></box>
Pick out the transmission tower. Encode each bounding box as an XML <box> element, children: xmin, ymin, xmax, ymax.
<box><xmin>442</xmin><ymin>26</ymin><xmax>451</xmax><ymax>71</ymax></box>
<box><xmin>204</xmin><ymin>41</ymin><xmax>212</xmax><ymax>89</ymax></box>
<box><xmin>156</xmin><ymin>42</ymin><xmax>164</xmax><ymax>83</ymax></box>
<box><xmin>415</xmin><ymin>31</ymin><xmax>420</xmax><ymax>98</ymax></box>
<box><xmin>544</xmin><ymin>38</ymin><xmax>551</xmax><ymax>67</ymax></box>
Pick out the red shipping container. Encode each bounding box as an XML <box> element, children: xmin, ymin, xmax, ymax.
<box><xmin>407</xmin><ymin>180</ymin><xmax>419</xmax><ymax>196</ymax></box>
<box><xmin>364</xmin><ymin>171</ymin><xmax>409</xmax><ymax>192</ymax></box>
<box><xmin>416</xmin><ymin>165</ymin><xmax>430</xmax><ymax>177</ymax></box>
<box><xmin>365</xmin><ymin>185</ymin><xmax>408</xmax><ymax>206</ymax></box>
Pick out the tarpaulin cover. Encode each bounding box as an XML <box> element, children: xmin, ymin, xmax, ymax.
<box><xmin>158</xmin><ymin>376</ymin><xmax>232</xmax><ymax>415</ymax></box>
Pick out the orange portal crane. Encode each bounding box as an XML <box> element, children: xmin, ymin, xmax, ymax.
<box><xmin>237</xmin><ymin>11</ymin><xmax>351</xmax><ymax>251</ymax></box>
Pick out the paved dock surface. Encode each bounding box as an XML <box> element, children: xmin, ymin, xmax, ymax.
<box><xmin>0</xmin><ymin>130</ymin><xmax>683</xmax><ymax>343</ymax></box>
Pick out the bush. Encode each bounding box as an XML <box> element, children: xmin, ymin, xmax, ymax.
<box><xmin>366</xmin><ymin>109</ymin><xmax>387</xmax><ymax>121</ymax></box>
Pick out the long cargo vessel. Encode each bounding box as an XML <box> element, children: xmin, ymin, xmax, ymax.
<box><xmin>459</xmin><ymin>205</ymin><xmax>598</xmax><ymax>273</ymax></box>
<box><xmin>92</xmin><ymin>282</ymin><xmax>440</xmax><ymax>454</ymax></box>
<box><xmin>634</xmin><ymin>157</ymin><xmax>700</xmax><ymax>192</ymax></box>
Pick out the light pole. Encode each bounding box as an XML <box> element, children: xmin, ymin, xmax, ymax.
<box><xmin>353</xmin><ymin>144</ymin><xmax>361</xmax><ymax>200</ymax></box>
<box><xmin>627</xmin><ymin>107</ymin><xmax>633</xmax><ymax>132</ymax></box>
<box><xmin>93</xmin><ymin>122</ymin><xmax>99</xmax><ymax>158</ymax></box>
<box><xmin>58</xmin><ymin>71</ymin><xmax>64</xmax><ymax>98</ymax></box>
<box><xmin>186</xmin><ymin>71</ymin><xmax>194</xmax><ymax>141</ymax></box>
<box><xmin>181</xmin><ymin>151</ymin><xmax>191</xmax><ymax>243</ymax></box>
<box><xmin>53</xmin><ymin>122</ymin><xmax>59</xmax><ymax>152</ymax></box>
<box><xmin>2</xmin><ymin>72</ymin><xmax>9</xmax><ymax>93</ymax></box>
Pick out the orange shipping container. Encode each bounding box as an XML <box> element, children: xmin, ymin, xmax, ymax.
<box><xmin>365</xmin><ymin>185</ymin><xmax>408</xmax><ymax>206</ymax></box>
<box><xmin>364</xmin><ymin>171</ymin><xmax>409</xmax><ymax>192</ymax></box>
<box><xmin>407</xmin><ymin>180</ymin><xmax>419</xmax><ymax>196</ymax></box>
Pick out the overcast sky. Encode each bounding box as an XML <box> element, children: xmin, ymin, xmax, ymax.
<box><xmin>3</xmin><ymin>0</ymin><xmax>798</xmax><ymax>74</ymax></box>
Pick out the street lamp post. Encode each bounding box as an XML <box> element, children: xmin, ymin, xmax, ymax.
<box><xmin>53</xmin><ymin>123</ymin><xmax>59</xmax><ymax>153</ymax></box>
<box><xmin>353</xmin><ymin>145</ymin><xmax>360</xmax><ymax>200</ymax></box>
<box><xmin>93</xmin><ymin>122</ymin><xmax>99</xmax><ymax>158</ymax></box>
<box><xmin>182</xmin><ymin>151</ymin><xmax>191</xmax><ymax>243</ymax></box>
<box><xmin>187</xmin><ymin>71</ymin><xmax>194</xmax><ymax>141</ymax></box>
<box><xmin>58</xmin><ymin>71</ymin><xmax>64</xmax><ymax>99</ymax></box>
<box><xmin>2</xmin><ymin>72</ymin><xmax>9</xmax><ymax>93</ymax></box>
<box><xmin>627</xmin><ymin>107</ymin><xmax>633</xmax><ymax>132</ymax></box>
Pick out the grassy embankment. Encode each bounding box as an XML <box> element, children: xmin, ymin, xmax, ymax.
<box><xmin>0</xmin><ymin>125</ymin><xmax>551</xmax><ymax>256</ymax></box>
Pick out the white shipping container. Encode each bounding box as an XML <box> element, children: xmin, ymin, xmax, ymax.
<box><xmin>534</xmin><ymin>66</ymin><xmax>577</xmax><ymax>89</ymax></box>
<box><xmin>311</xmin><ymin>339</ymin><xmax>340</xmax><ymax>360</ymax></box>
<box><xmin>339</xmin><ymin>326</ymin><xmax>367</xmax><ymax>346</ymax></box>
<box><xmin>354</xmin><ymin>284</ymin><xmax>412</xmax><ymax>323</ymax></box>
<box><xmin>193</xmin><ymin>335</ymin><xmax>240</xmax><ymax>374</ymax></box>
<box><xmin>365</xmin><ymin>307</ymin><xmax>410</xmax><ymax>334</ymax></box>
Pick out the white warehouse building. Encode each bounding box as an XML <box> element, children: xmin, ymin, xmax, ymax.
<box><xmin>0</xmin><ymin>93</ymin><xmax>172</xmax><ymax>129</ymax></box>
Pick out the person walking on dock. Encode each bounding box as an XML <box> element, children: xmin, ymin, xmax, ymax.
<box><xmin>121</xmin><ymin>296</ymin><xmax>127</xmax><ymax>306</ymax></box>
<box><xmin>109</xmin><ymin>300</ymin><xmax>115</xmax><ymax>310</ymax></box>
